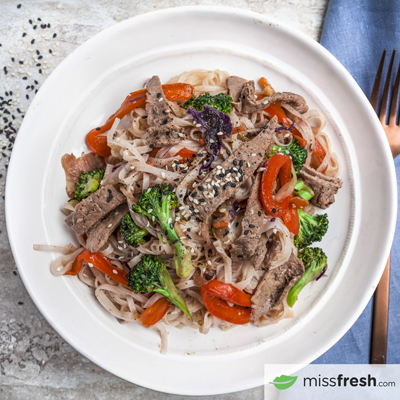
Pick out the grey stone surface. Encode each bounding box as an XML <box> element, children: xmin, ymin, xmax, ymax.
<box><xmin>0</xmin><ymin>0</ymin><xmax>328</xmax><ymax>398</ymax></box>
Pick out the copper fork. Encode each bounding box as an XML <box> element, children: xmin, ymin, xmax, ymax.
<box><xmin>370</xmin><ymin>49</ymin><xmax>399</xmax><ymax>364</ymax></box>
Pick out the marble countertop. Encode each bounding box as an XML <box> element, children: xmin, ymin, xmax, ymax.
<box><xmin>0</xmin><ymin>1</ymin><xmax>328</xmax><ymax>398</ymax></box>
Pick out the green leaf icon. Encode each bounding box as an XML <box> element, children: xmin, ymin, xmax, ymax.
<box><xmin>269</xmin><ymin>375</ymin><xmax>298</xmax><ymax>390</ymax></box>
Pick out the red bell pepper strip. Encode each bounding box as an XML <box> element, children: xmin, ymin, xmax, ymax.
<box><xmin>282</xmin><ymin>205</ymin><xmax>300</xmax><ymax>235</ymax></box>
<box><xmin>86</xmin><ymin>83</ymin><xmax>195</xmax><ymax>157</ymax></box>
<box><xmin>289</xmin><ymin>196</ymin><xmax>309</xmax><ymax>210</ymax></box>
<box><xmin>260</xmin><ymin>154</ymin><xmax>293</xmax><ymax>217</ymax></box>
<box><xmin>140</xmin><ymin>297</ymin><xmax>170</xmax><ymax>327</ymax></box>
<box><xmin>66</xmin><ymin>249</ymin><xmax>129</xmax><ymax>287</ymax></box>
<box><xmin>175</xmin><ymin>148</ymin><xmax>197</xmax><ymax>163</ymax></box>
<box><xmin>200</xmin><ymin>282</ymin><xmax>251</xmax><ymax>325</ymax></box>
<box><xmin>264</xmin><ymin>101</ymin><xmax>292</xmax><ymax>126</ymax></box>
<box><xmin>65</xmin><ymin>249</ymin><xmax>85</xmax><ymax>276</ymax></box>
<box><xmin>204</xmin><ymin>280</ymin><xmax>252</xmax><ymax>307</ymax></box>
<box><xmin>212</xmin><ymin>219</ymin><xmax>229</xmax><ymax>229</ymax></box>
<box><xmin>311</xmin><ymin>138</ymin><xmax>328</xmax><ymax>173</ymax></box>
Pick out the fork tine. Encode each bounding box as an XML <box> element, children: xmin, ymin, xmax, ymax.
<box><xmin>371</xmin><ymin>49</ymin><xmax>386</xmax><ymax>112</ymax></box>
<box><xmin>389</xmin><ymin>59</ymin><xmax>400</xmax><ymax>126</ymax></box>
<box><xmin>379</xmin><ymin>49</ymin><xmax>396</xmax><ymax>124</ymax></box>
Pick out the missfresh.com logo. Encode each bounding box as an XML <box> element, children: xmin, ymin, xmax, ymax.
<box><xmin>303</xmin><ymin>373</ymin><xmax>395</xmax><ymax>388</ymax></box>
<box><xmin>264</xmin><ymin>365</ymin><xmax>400</xmax><ymax>399</ymax></box>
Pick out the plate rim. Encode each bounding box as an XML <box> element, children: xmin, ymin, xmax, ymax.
<box><xmin>5</xmin><ymin>5</ymin><xmax>397</xmax><ymax>395</ymax></box>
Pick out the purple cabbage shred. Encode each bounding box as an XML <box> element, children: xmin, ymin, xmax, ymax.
<box><xmin>187</xmin><ymin>105</ymin><xmax>232</xmax><ymax>171</ymax></box>
<box><xmin>316</xmin><ymin>267</ymin><xmax>327</xmax><ymax>281</ymax></box>
<box><xmin>274</xmin><ymin>122</ymin><xmax>295</xmax><ymax>133</ymax></box>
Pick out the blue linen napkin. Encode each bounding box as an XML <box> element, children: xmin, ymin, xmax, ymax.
<box><xmin>315</xmin><ymin>0</ymin><xmax>400</xmax><ymax>364</ymax></box>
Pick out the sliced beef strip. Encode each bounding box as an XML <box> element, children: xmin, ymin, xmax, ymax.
<box><xmin>249</xmin><ymin>234</ymin><xmax>269</xmax><ymax>270</ymax></box>
<box><xmin>61</xmin><ymin>152</ymin><xmax>105</xmax><ymax>198</ymax></box>
<box><xmin>300</xmin><ymin>165</ymin><xmax>343</xmax><ymax>209</ymax></box>
<box><xmin>231</xmin><ymin>79</ymin><xmax>309</xmax><ymax>115</ymax></box>
<box><xmin>65</xmin><ymin>185</ymin><xmax>126</xmax><ymax>235</ymax></box>
<box><xmin>85</xmin><ymin>203</ymin><xmax>129</xmax><ymax>253</ymax></box>
<box><xmin>186</xmin><ymin>116</ymin><xmax>277</xmax><ymax>220</ymax></box>
<box><xmin>263</xmin><ymin>234</ymin><xmax>282</xmax><ymax>270</ymax></box>
<box><xmin>145</xmin><ymin>75</ymin><xmax>187</xmax><ymax>147</ymax></box>
<box><xmin>231</xmin><ymin>172</ymin><xmax>264</xmax><ymax>262</ymax></box>
<box><xmin>226</xmin><ymin>76</ymin><xmax>247</xmax><ymax>102</ymax></box>
<box><xmin>250</xmin><ymin>252</ymin><xmax>304</xmax><ymax>323</ymax></box>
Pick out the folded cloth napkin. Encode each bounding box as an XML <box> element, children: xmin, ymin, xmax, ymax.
<box><xmin>315</xmin><ymin>0</ymin><xmax>400</xmax><ymax>364</ymax></box>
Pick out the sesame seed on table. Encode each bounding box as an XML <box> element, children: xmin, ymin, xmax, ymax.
<box><xmin>0</xmin><ymin>1</ymin><xmax>328</xmax><ymax>399</ymax></box>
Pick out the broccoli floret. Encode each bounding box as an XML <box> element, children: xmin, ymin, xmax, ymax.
<box><xmin>73</xmin><ymin>168</ymin><xmax>104</xmax><ymax>201</ymax></box>
<box><xmin>132</xmin><ymin>184</ymin><xmax>194</xmax><ymax>279</ymax></box>
<box><xmin>127</xmin><ymin>254</ymin><xmax>191</xmax><ymax>319</ymax></box>
<box><xmin>183</xmin><ymin>93</ymin><xmax>232</xmax><ymax>114</ymax></box>
<box><xmin>294</xmin><ymin>180</ymin><xmax>314</xmax><ymax>201</ymax></box>
<box><xmin>287</xmin><ymin>247</ymin><xmax>328</xmax><ymax>307</ymax></box>
<box><xmin>294</xmin><ymin>209</ymin><xmax>328</xmax><ymax>248</ymax></box>
<box><xmin>120</xmin><ymin>213</ymin><xmax>148</xmax><ymax>246</ymax></box>
<box><xmin>269</xmin><ymin>139</ymin><xmax>307</xmax><ymax>174</ymax></box>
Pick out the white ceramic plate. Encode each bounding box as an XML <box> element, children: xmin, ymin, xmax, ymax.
<box><xmin>6</xmin><ymin>6</ymin><xmax>396</xmax><ymax>396</ymax></box>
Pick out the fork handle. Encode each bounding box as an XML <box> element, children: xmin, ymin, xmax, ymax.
<box><xmin>370</xmin><ymin>254</ymin><xmax>391</xmax><ymax>364</ymax></box>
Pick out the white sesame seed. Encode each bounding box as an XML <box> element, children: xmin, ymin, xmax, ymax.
<box><xmin>168</xmin><ymin>218</ymin><xmax>172</xmax><ymax>224</ymax></box>
<box><xmin>196</xmin><ymin>124</ymin><xmax>202</xmax><ymax>127</ymax></box>
<box><xmin>161</xmin><ymin>172</ymin><xmax>166</xmax><ymax>178</ymax></box>
<box><xmin>164</xmin><ymin>109</ymin><xmax>171</xmax><ymax>113</ymax></box>
<box><xmin>264</xmin><ymin>100</ymin><xmax>269</xmax><ymax>105</ymax></box>
<box><xmin>219</xmin><ymin>208</ymin><xmax>226</xmax><ymax>212</ymax></box>
<box><xmin>207</xmin><ymin>261</ymin><xmax>212</xmax><ymax>265</ymax></box>
<box><xmin>251</xmin><ymin>153</ymin><xmax>257</xmax><ymax>156</ymax></box>
<box><xmin>217</xmin><ymin>131</ymin><xmax>223</xmax><ymax>136</ymax></box>
<box><xmin>147</xmin><ymin>209</ymin><xmax>153</xmax><ymax>213</ymax></box>
<box><xmin>107</xmin><ymin>223</ymin><xmax>112</xmax><ymax>228</ymax></box>
<box><xmin>193</xmin><ymin>199</ymin><xmax>199</xmax><ymax>204</ymax></box>
<box><xmin>247</xmin><ymin>162</ymin><xmax>251</xmax><ymax>167</ymax></box>
<box><xmin>118</xmin><ymin>246</ymin><xmax>123</xmax><ymax>251</ymax></box>
<box><xmin>158</xmin><ymin>97</ymin><xmax>163</xmax><ymax>102</ymax></box>
<box><xmin>235</xmin><ymin>177</ymin><xmax>240</xmax><ymax>181</ymax></box>
<box><xmin>113</xmin><ymin>270</ymin><xmax>118</xmax><ymax>274</ymax></box>
<box><xmin>273</xmin><ymin>229</ymin><xmax>277</xmax><ymax>234</ymax></box>
<box><xmin>209</xmin><ymin>139</ymin><xmax>215</xmax><ymax>143</ymax></box>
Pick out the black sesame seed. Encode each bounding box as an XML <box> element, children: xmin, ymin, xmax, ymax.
<box><xmin>31</xmin><ymin>39</ymin><xmax>35</xmax><ymax>44</ymax></box>
<box><xmin>156</xmin><ymin>93</ymin><xmax>161</xmax><ymax>98</ymax></box>
<box><xmin>172</xmin><ymin>239</ymin><xmax>178</xmax><ymax>244</ymax></box>
<box><xmin>181</xmin><ymin>170</ymin><xmax>187</xmax><ymax>174</ymax></box>
<box><xmin>22</xmin><ymin>76</ymin><xmax>27</xmax><ymax>80</ymax></box>
<box><xmin>38</xmin><ymin>55</ymin><xmax>43</xmax><ymax>60</ymax></box>
<box><xmin>96</xmin><ymin>127</ymin><xmax>101</xmax><ymax>131</ymax></box>
<box><xmin>226</xmin><ymin>149</ymin><xmax>231</xmax><ymax>155</ymax></box>
<box><xmin>249</xmin><ymin>224</ymin><xmax>255</xmax><ymax>228</ymax></box>
<box><xmin>17</xmin><ymin>4</ymin><xmax>21</xmax><ymax>8</ymax></box>
<box><xmin>198</xmin><ymin>186</ymin><xmax>204</xmax><ymax>191</ymax></box>
<box><xmin>26</xmin><ymin>95</ymin><xmax>29</xmax><ymax>100</ymax></box>
<box><xmin>141</xmin><ymin>115</ymin><xmax>147</xmax><ymax>119</ymax></box>
<box><xmin>18</xmin><ymin>302</ymin><xmax>24</xmax><ymax>305</ymax></box>
<box><xmin>19</xmin><ymin>61</ymin><xmax>23</xmax><ymax>65</ymax></box>
<box><xmin>49</xmin><ymin>49</ymin><xmax>52</xmax><ymax>53</ymax></box>
<box><xmin>29</xmin><ymin>19</ymin><xmax>32</xmax><ymax>24</ymax></box>
<box><xmin>36</xmin><ymin>50</ymin><xmax>40</xmax><ymax>55</ymax></box>
<box><xmin>239</xmin><ymin>160</ymin><xmax>243</xmax><ymax>167</ymax></box>
<box><xmin>192</xmin><ymin>192</ymin><xmax>197</xmax><ymax>197</ymax></box>
<box><xmin>258</xmin><ymin>211</ymin><xmax>262</xmax><ymax>216</ymax></box>
<box><xmin>272</xmin><ymin>208</ymin><xmax>276</xmax><ymax>214</ymax></box>
<box><xmin>223</xmin><ymin>184</ymin><xmax>227</xmax><ymax>190</ymax></box>
<box><xmin>223</xmin><ymin>230</ymin><xmax>229</xmax><ymax>237</ymax></box>
<box><xmin>244</xmin><ymin>230</ymin><xmax>250</xmax><ymax>235</ymax></box>
<box><xmin>199</xmin><ymin>199</ymin><xmax>206</xmax><ymax>203</ymax></box>
<box><xmin>173</xmin><ymin>178</ymin><xmax>179</xmax><ymax>182</ymax></box>
<box><xmin>197</xmin><ymin>153</ymin><xmax>203</xmax><ymax>157</ymax></box>
<box><xmin>233</xmin><ymin>160</ymin><xmax>237</xmax><ymax>166</ymax></box>
<box><xmin>186</xmin><ymin>234</ymin><xmax>192</xmax><ymax>240</ymax></box>
<box><xmin>33</xmin><ymin>25</ymin><xmax>37</xmax><ymax>30</ymax></box>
